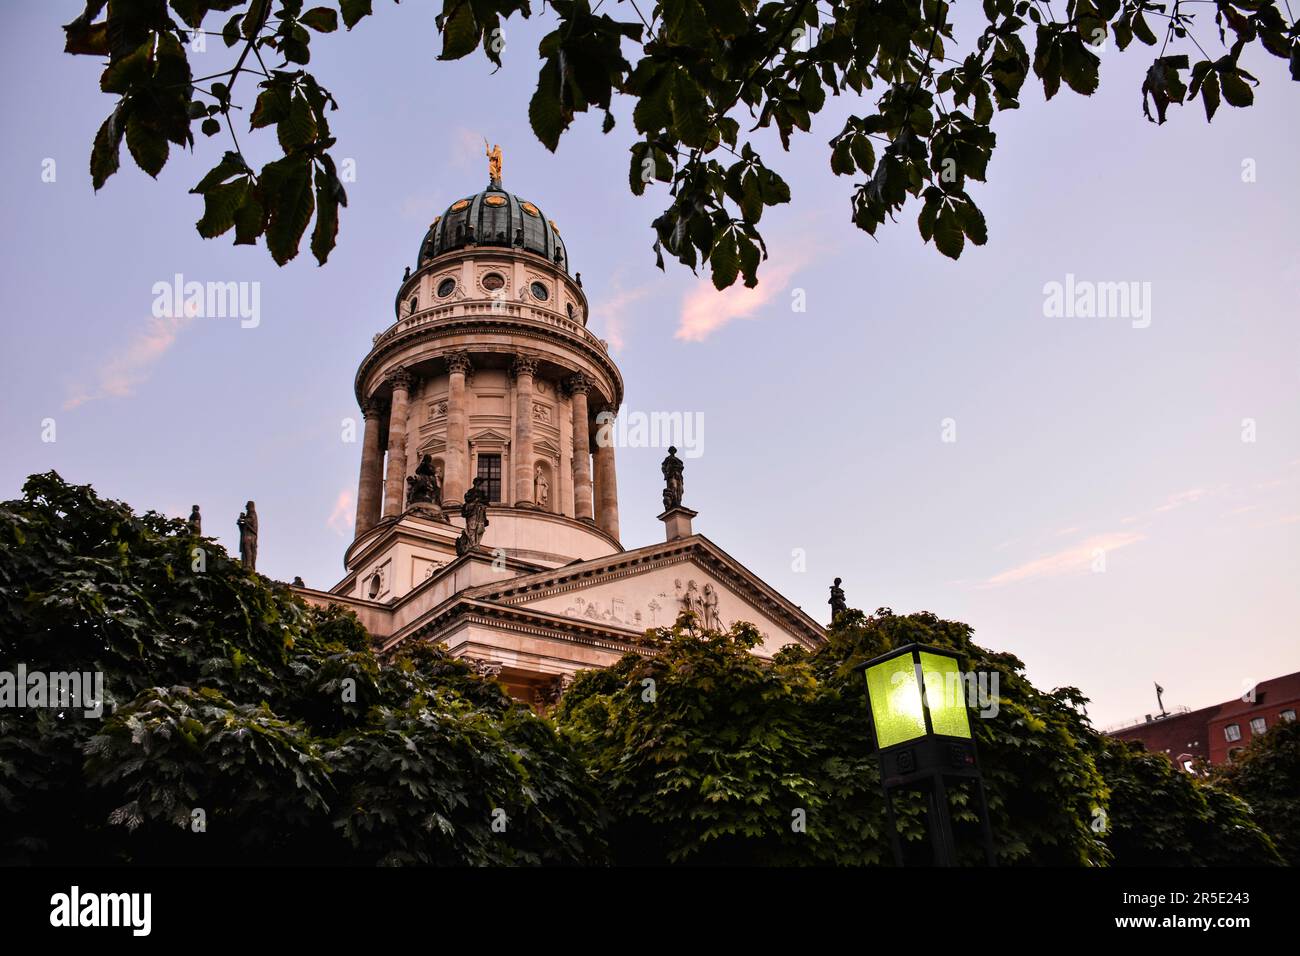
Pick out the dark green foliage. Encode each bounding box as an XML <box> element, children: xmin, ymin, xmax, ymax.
<box><xmin>556</xmin><ymin>607</ymin><xmax>1285</xmax><ymax>866</ymax></box>
<box><xmin>62</xmin><ymin>1</ymin><xmax>1297</xmax><ymax>281</ymax></box>
<box><xmin>1</xmin><ymin>472</ymin><xmax>1286</xmax><ymax>866</ymax></box>
<box><xmin>1096</xmin><ymin>738</ymin><xmax>1282</xmax><ymax>866</ymax></box>
<box><xmin>1213</xmin><ymin>718</ymin><xmax>1300</xmax><ymax>865</ymax></box>
<box><xmin>556</xmin><ymin>608</ymin><xmax>1114</xmax><ymax>865</ymax></box>
<box><xmin>0</xmin><ymin>472</ymin><xmax>606</xmax><ymax>865</ymax></box>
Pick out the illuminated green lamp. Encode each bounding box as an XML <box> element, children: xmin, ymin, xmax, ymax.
<box><xmin>862</xmin><ymin>646</ymin><xmax>973</xmax><ymax>750</ymax></box>
<box><xmin>854</xmin><ymin>644</ymin><xmax>995</xmax><ymax>865</ymax></box>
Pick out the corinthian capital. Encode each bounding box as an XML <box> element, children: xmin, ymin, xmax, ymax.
<box><xmin>511</xmin><ymin>354</ymin><xmax>539</xmax><ymax>379</ymax></box>
<box><xmin>385</xmin><ymin>367</ymin><xmax>414</xmax><ymax>391</ymax></box>
<box><xmin>445</xmin><ymin>351</ymin><xmax>473</xmax><ymax>376</ymax></box>
<box><xmin>360</xmin><ymin>397</ymin><xmax>383</xmax><ymax>419</ymax></box>
<box><xmin>564</xmin><ymin>372</ymin><xmax>591</xmax><ymax>397</ymax></box>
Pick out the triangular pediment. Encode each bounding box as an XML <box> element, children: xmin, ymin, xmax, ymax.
<box><xmin>469</xmin><ymin>427</ymin><xmax>511</xmax><ymax>444</ymax></box>
<box><xmin>462</xmin><ymin>536</ymin><xmax>824</xmax><ymax>655</ymax></box>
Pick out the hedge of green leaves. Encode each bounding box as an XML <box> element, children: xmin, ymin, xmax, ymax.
<box><xmin>0</xmin><ymin>473</ymin><xmax>1287</xmax><ymax>865</ymax></box>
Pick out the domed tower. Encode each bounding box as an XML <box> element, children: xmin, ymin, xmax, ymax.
<box><xmin>306</xmin><ymin>147</ymin><xmax>824</xmax><ymax>705</ymax></box>
<box><xmin>341</xmin><ymin>152</ymin><xmax>624</xmax><ymax>604</ymax></box>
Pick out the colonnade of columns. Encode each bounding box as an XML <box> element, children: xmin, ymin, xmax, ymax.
<box><xmin>352</xmin><ymin>355</ymin><xmax>619</xmax><ymax>542</ymax></box>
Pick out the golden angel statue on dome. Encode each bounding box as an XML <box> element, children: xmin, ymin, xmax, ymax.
<box><xmin>484</xmin><ymin>140</ymin><xmax>503</xmax><ymax>184</ymax></box>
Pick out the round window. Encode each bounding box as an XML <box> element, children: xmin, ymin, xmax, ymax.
<box><xmin>566</xmin><ymin>303</ymin><xmax>575</xmax><ymax>320</ymax></box>
<box><xmin>531</xmin><ymin>281</ymin><xmax>549</xmax><ymax>301</ymax></box>
<box><xmin>482</xmin><ymin>272</ymin><xmax>505</xmax><ymax>292</ymax></box>
<box><xmin>367</xmin><ymin>574</ymin><xmax>381</xmax><ymax>599</ymax></box>
<box><xmin>436</xmin><ymin>277</ymin><xmax>456</xmax><ymax>298</ymax></box>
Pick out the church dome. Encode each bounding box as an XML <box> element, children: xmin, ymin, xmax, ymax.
<box><xmin>417</xmin><ymin>180</ymin><xmax>569</xmax><ymax>273</ymax></box>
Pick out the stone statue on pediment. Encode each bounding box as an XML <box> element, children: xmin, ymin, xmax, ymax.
<box><xmin>701</xmin><ymin>583</ymin><xmax>722</xmax><ymax>631</ymax></box>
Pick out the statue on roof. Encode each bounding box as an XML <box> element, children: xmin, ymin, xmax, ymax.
<box><xmin>485</xmin><ymin>140</ymin><xmax>503</xmax><ymax>185</ymax></box>
<box><xmin>237</xmin><ymin>501</ymin><xmax>258</xmax><ymax>571</ymax></box>
<box><xmin>829</xmin><ymin>578</ymin><xmax>847</xmax><ymax>620</ymax></box>
<box><xmin>661</xmin><ymin>446</ymin><xmax>684</xmax><ymax>510</ymax></box>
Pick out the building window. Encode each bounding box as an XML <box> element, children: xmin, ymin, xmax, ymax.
<box><xmin>409</xmin><ymin>297</ymin><xmax>418</xmax><ymax>315</ymax></box>
<box><xmin>1250</xmin><ymin>717</ymin><xmax>1267</xmax><ymax>735</ymax></box>
<box><xmin>1223</xmin><ymin>723</ymin><xmax>1241</xmax><ymax>742</ymax></box>
<box><xmin>482</xmin><ymin>272</ymin><xmax>505</xmax><ymax>292</ymax></box>
<box><xmin>1227</xmin><ymin>747</ymin><xmax>1242</xmax><ymax>762</ymax></box>
<box><xmin>530</xmin><ymin>281</ymin><xmax>549</xmax><ymax>301</ymax></box>
<box><xmin>437</xmin><ymin>277</ymin><xmax>456</xmax><ymax>298</ymax></box>
<box><xmin>1281</xmin><ymin>710</ymin><xmax>1296</xmax><ymax>722</ymax></box>
<box><xmin>476</xmin><ymin>454</ymin><xmax>502</xmax><ymax>503</ymax></box>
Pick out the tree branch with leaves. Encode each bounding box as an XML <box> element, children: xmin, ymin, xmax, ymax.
<box><xmin>64</xmin><ymin>0</ymin><xmax>1298</xmax><ymax>284</ymax></box>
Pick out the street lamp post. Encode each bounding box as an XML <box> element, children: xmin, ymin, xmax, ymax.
<box><xmin>854</xmin><ymin>644</ymin><xmax>996</xmax><ymax>866</ymax></box>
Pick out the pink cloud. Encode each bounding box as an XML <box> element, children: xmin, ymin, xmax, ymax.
<box><xmin>980</xmin><ymin>531</ymin><xmax>1146</xmax><ymax>588</ymax></box>
<box><xmin>64</xmin><ymin>313</ymin><xmax>194</xmax><ymax>410</ymax></box>
<box><xmin>675</xmin><ymin>239</ymin><xmax>813</xmax><ymax>342</ymax></box>
<box><xmin>597</xmin><ymin>281</ymin><xmax>652</xmax><ymax>350</ymax></box>
<box><xmin>1154</xmin><ymin>488</ymin><xmax>1208</xmax><ymax>513</ymax></box>
<box><xmin>327</xmin><ymin>489</ymin><xmax>355</xmax><ymax>536</ymax></box>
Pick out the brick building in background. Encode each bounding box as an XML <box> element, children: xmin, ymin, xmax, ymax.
<box><xmin>1108</xmin><ymin>672</ymin><xmax>1300</xmax><ymax>769</ymax></box>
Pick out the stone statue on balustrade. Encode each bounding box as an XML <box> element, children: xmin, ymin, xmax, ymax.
<box><xmin>237</xmin><ymin>501</ymin><xmax>258</xmax><ymax>571</ymax></box>
<box><xmin>456</xmin><ymin>477</ymin><xmax>490</xmax><ymax>556</ymax></box>
<box><xmin>406</xmin><ymin>454</ymin><xmax>449</xmax><ymax>522</ymax></box>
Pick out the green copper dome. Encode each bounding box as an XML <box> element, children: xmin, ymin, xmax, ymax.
<box><xmin>418</xmin><ymin>181</ymin><xmax>569</xmax><ymax>273</ymax></box>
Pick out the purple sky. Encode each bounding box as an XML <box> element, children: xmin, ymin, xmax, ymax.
<box><xmin>2</xmin><ymin>2</ymin><xmax>1296</xmax><ymax>727</ymax></box>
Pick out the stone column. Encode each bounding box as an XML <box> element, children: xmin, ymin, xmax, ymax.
<box><xmin>381</xmin><ymin>368</ymin><xmax>414</xmax><ymax>518</ymax></box>
<box><xmin>567</xmin><ymin>374</ymin><xmax>594</xmax><ymax>522</ymax></box>
<box><xmin>559</xmin><ymin>389</ymin><xmax>574</xmax><ymax>518</ymax></box>
<box><xmin>443</xmin><ymin>352</ymin><xmax>472</xmax><ymax>507</ymax></box>
<box><xmin>353</xmin><ymin>398</ymin><xmax>384</xmax><ymax>535</ymax></box>
<box><xmin>594</xmin><ymin>415</ymin><xmax>620</xmax><ymax>540</ymax></box>
<box><xmin>512</xmin><ymin>354</ymin><xmax>538</xmax><ymax>507</ymax></box>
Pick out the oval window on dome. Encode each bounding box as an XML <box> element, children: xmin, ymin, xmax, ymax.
<box><xmin>450</xmin><ymin>198</ymin><xmax>471</xmax><ymax>211</ymax></box>
<box><xmin>566</xmin><ymin>303</ymin><xmax>576</xmax><ymax>320</ymax></box>
<box><xmin>531</xmin><ymin>281</ymin><xmax>549</xmax><ymax>301</ymax></box>
<box><xmin>437</xmin><ymin>277</ymin><xmax>456</xmax><ymax>298</ymax></box>
<box><xmin>484</xmin><ymin>195</ymin><xmax>507</xmax><ymax>206</ymax></box>
<box><xmin>482</xmin><ymin>272</ymin><xmax>505</xmax><ymax>292</ymax></box>
<box><xmin>520</xmin><ymin>202</ymin><xmax>540</xmax><ymax>217</ymax></box>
